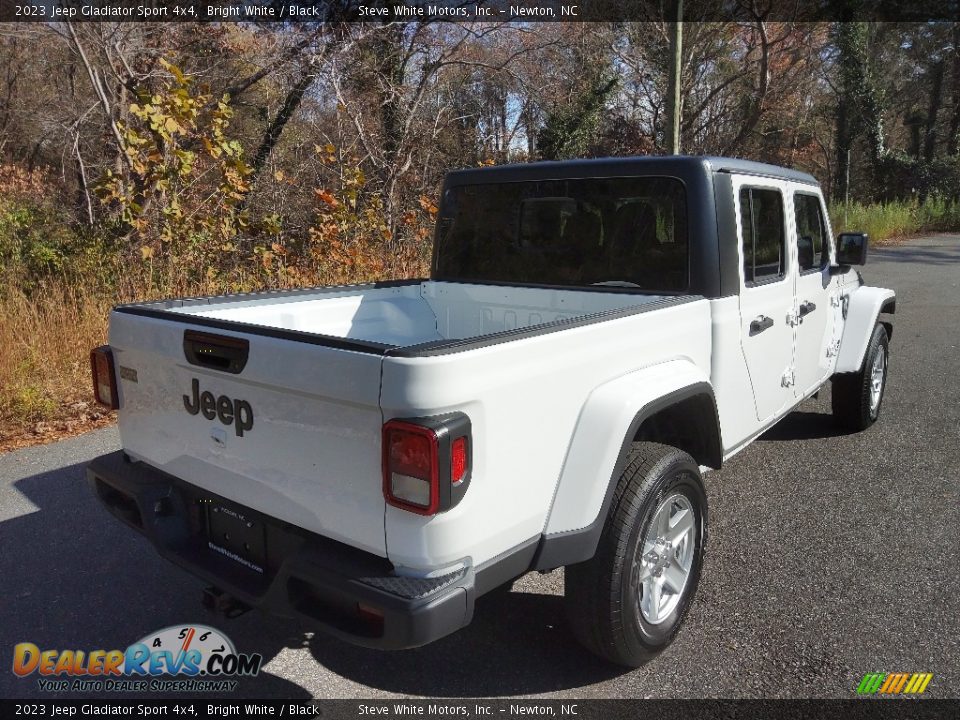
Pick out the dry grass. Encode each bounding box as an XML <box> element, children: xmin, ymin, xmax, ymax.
<box><xmin>0</xmin><ymin>247</ymin><xmax>430</xmax><ymax>453</ymax></box>
<box><xmin>0</xmin><ymin>284</ymin><xmax>115</xmax><ymax>451</ymax></box>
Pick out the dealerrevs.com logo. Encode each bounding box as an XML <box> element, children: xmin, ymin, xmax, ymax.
<box><xmin>12</xmin><ymin>624</ymin><xmax>262</xmax><ymax>693</ymax></box>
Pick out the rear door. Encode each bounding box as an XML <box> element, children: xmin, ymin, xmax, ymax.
<box><xmin>109</xmin><ymin>311</ymin><xmax>388</xmax><ymax>556</ymax></box>
<box><xmin>735</xmin><ymin>179</ymin><xmax>797</xmax><ymax>422</ymax></box>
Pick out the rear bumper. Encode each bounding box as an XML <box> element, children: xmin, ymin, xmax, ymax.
<box><xmin>86</xmin><ymin>451</ymin><xmax>475</xmax><ymax>650</ymax></box>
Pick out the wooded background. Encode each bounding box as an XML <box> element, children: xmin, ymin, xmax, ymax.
<box><xmin>2</xmin><ymin>21</ymin><xmax>960</xmax><ymax>293</ymax></box>
<box><xmin>0</xmin><ymin>19</ymin><xmax>959</xmax><ymax>442</ymax></box>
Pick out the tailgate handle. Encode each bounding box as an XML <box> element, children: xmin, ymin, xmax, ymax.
<box><xmin>183</xmin><ymin>330</ymin><xmax>249</xmax><ymax>374</ymax></box>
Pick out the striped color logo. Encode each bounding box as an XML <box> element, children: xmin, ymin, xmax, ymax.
<box><xmin>857</xmin><ymin>673</ymin><xmax>933</xmax><ymax>695</ymax></box>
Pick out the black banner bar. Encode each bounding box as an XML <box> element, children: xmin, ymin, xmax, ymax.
<box><xmin>2</xmin><ymin>699</ymin><xmax>960</xmax><ymax>719</ymax></box>
<box><xmin>1</xmin><ymin>0</ymin><xmax>960</xmax><ymax>23</ymax></box>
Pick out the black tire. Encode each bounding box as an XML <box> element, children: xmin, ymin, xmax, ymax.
<box><xmin>832</xmin><ymin>324</ymin><xmax>889</xmax><ymax>432</ymax></box>
<box><xmin>564</xmin><ymin>442</ymin><xmax>707</xmax><ymax>667</ymax></box>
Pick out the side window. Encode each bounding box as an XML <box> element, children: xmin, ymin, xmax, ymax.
<box><xmin>739</xmin><ymin>187</ymin><xmax>786</xmax><ymax>284</ymax></box>
<box><xmin>794</xmin><ymin>193</ymin><xmax>826</xmax><ymax>272</ymax></box>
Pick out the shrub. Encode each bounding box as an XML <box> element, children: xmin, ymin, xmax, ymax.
<box><xmin>0</xmin><ymin>166</ymin><xmax>77</xmax><ymax>293</ymax></box>
<box><xmin>874</xmin><ymin>154</ymin><xmax>960</xmax><ymax>202</ymax></box>
<box><xmin>96</xmin><ymin>60</ymin><xmax>253</xmax><ymax>297</ymax></box>
<box><xmin>830</xmin><ymin>196</ymin><xmax>960</xmax><ymax>242</ymax></box>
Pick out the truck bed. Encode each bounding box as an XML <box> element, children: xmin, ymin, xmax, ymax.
<box><xmin>124</xmin><ymin>280</ymin><xmax>686</xmax><ymax>355</ymax></box>
<box><xmin>108</xmin><ymin>280</ymin><xmax>704</xmax><ymax>561</ymax></box>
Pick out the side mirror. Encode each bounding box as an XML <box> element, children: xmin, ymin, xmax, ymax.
<box><xmin>835</xmin><ymin>232</ymin><xmax>868</xmax><ymax>267</ymax></box>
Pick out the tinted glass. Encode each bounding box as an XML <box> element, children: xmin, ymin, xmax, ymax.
<box><xmin>434</xmin><ymin>177</ymin><xmax>688</xmax><ymax>292</ymax></box>
<box><xmin>740</xmin><ymin>188</ymin><xmax>785</xmax><ymax>283</ymax></box>
<box><xmin>794</xmin><ymin>193</ymin><xmax>826</xmax><ymax>271</ymax></box>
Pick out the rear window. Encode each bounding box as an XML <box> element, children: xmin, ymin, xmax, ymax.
<box><xmin>739</xmin><ymin>187</ymin><xmax>786</xmax><ymax>284</ymax></box>
<box><xmin>434</xmin><ymin>177</ymin><xmax>688</xmax><ymax>292</ymax></box>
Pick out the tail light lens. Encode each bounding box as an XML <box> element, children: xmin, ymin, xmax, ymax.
<box><xmin>383</xmin><ymin>414</ymin><xmax>471</xmax><ymax>516</ymax></box>
<box><xmin>90</xmin><ymin>345</ymin><xmax>120</xmax><ymax>410</ymax></box>
<box><xmin>451</xmin><ymin>437</ymin><xmax>467</xmax><ymax>484</ymax></box>
<box><xmin>383</xmin><ymin>421</ymin><xmax>439</xmax><ymax>514</ymax></box>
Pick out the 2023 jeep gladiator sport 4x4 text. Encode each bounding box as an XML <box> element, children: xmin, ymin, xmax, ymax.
<box><xmin>87</xmin><ymin>156</ymin><xmax>895</xmax><ymax>666</ymax></box>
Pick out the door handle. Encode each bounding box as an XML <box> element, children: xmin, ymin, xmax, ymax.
<box><xmin>799</xmin><ymin>301</ymin><xmax>817</xmax><ymax>317</ymax></box>
<box><xmin>749</xmin><ymin>315</ymin><xmax>774</xmax><ymax>335</ymax></box>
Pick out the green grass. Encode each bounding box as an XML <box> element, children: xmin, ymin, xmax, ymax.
<box><xmin>830</xmin><ymin>197</ymin><xmax>960</xmax><ymax>243</ymax></box>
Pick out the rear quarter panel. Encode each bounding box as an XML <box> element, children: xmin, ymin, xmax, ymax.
<box><xmin>379</xmin><ymin>297</ymin><xmax>713</xmax><ymax>570</ymax></box>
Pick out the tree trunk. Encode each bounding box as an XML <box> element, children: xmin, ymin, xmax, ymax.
<box><xmin>834</xmin><ymin>98</ymin><xmax>851</xmax><ymax>202</ymax></box>
<box><xmin>665</xmin><ymin>0</ymin><xmax>683</xmax><ymax>155</ymax></box>
<box><xmin>834</xmin><ymin>21</ymin><xmax>887</xmax><ymax>200</ymax></box>
<box><xmin>377</xmin><ymin>25</ymin><xmax>406</xmax><ymax>167</ymax></box>
<box><xmin>923</xmin><ymin>59</ymin><xmax>944</xmax><ymax>161</ymax></box>
<box><xmin>73</xmin><ymin>134</ymin><xmax>94</xmax><ymax>226</ymax></box>
<box><xmin>723</xmin><ymin>20</ymin><xmax>771</xmax><ymax>155</ymax></box>
<box><xmin>949</xmin><ymin>24</ymin><xmax>960</xmax><ymax>156</ymax></box>
<box><xmin>250</xmin><ymin>70</ymin><xmax>317</xmax><ymax>182</ymax></box>
<box><xmin>373</xmin><ymin>24</ymin><xmax>407</xmax><ymax>237</ymax></box>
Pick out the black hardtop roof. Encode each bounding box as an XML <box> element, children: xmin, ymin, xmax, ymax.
<box><xmin>444</xmin><ymin>155</ymin><xmax>819</xmax><ymax>187</ymax></box>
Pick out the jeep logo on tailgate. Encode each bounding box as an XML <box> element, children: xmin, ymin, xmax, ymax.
<box><xmin>183</xmin><ymin>378</ymin><xmax>254</xmax><ymax>437</ymax></box>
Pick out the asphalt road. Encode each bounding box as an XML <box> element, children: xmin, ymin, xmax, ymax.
<box><xmin>1</xmin><ymin>235</ymin><xmax>958</xmax><ymax>700</ymax></box>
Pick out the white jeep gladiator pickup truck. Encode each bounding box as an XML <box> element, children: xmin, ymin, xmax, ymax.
<box><xmin>87</xmin><ymin>156</ymin><xmax>895</xmax><ymax>666</ymax></box>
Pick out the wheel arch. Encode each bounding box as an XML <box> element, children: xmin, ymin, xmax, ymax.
<box><xmin>532</xmin><ymin>362</ymin><xmax>720</xmax><ymax>571</ymax></box>
<box><xmin>879</xmin><ymin>296</ymin><xmax>896</xmax><ymax>342</ymax></box>
<box><xmin>632</xmin><ymin>391</ymin><xmax>723</xmax><ymax>470</ymax></box>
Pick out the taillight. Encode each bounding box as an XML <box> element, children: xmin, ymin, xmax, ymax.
<box><xmin>383</xmin><ymin>421</ymin><xmax>439</xmax><ymax>514</ymax></box>
<box><xmin>90</xmin><ymin>345</ymin><xmax>120</xmax><ymax>410</ymax></box>
<box><xmin>451</xmin><ymin>437</ymin><xmax>467</xmax><ymax>484</ymax></box>
<box><xmin>383</xmin><ymin>414</ymin><xmax>471</xmax><ymax>516</ymax></box>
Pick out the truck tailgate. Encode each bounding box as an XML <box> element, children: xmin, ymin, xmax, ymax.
<box><xmin>108</xmin><ymin>310</ymin><xmax>387</xmax><ymax>556</ymax></box>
